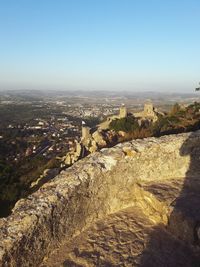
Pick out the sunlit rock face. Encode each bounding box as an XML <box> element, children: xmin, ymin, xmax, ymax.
<box><xmin>43</xmin><ymin>207</ymin><xmax>199</xmax><ymax>267</ymax></box>
<box><xmin>1</xmin><ymin>131</ymin><xmax>200</xmax><ymax>266</ymax></box>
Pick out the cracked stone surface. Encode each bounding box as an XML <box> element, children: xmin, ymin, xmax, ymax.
<box><xmin>41</xmin><ymin>206</ymin><xmax>199</xmax><ymax>267</ymax></box>
<box><xmin>1</xmin><ymin>131</ymin><xmax>200</xmax><ymax>266</ymax></box>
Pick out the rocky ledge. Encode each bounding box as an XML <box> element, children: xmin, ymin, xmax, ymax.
<box><xmin>1</xmin><ymin>131</ymin><xmax>200</xmax><ymax>266</ymax></box>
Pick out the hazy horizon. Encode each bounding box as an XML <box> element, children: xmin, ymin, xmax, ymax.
<box><xmin>0</xmin><ymin>0</ymin><xmax>199</xmax><ymax>92</ymax></box>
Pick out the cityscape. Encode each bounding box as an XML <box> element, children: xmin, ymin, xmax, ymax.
<box><xmin>1</xmin><ymin>0</ymin><xmax>200</xmax><ymax>266</ymax></box>
<box><xmin>1</xmin><ymin>89</ymin><xmax>199</xmax><ymax>165</ymax></box>
<box><xmin>1</xmin><ymin>89</ymin><xmax>200</xmax><ymax>217</ymax></box>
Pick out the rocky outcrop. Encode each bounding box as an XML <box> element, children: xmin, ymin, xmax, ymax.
<box><xmin>43</xmin><ymin>206</ymin><xmax>199</xmax><ymax>267</ymax></box>
<box><xmin>63</xmin><ymin>141</ymin><xmax>84</xmax><ymax>165</ymax></box>
<box><xmin>63</xmin><ymin>129</ymin><xmax>118</xmax><ymax>167</ymax></box>
<box><xmin>1</xmin><ymin>131</ymin><xmax>200</xmax><ymax>266</ymax></box>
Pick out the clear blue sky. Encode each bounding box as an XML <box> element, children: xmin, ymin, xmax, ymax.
<box><xmin>0</xmin><ymin>0</ymin><xmax>199</xmax><ymax>91</ymax></box>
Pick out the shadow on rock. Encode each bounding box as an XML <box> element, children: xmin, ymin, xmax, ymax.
<box><xmin>140</xmin><ymin>132</ymin><xmax>200</xmax><ymax>266</ymax></box>
<box><xmin>139</xmin><ymin>224</ymin><xmax>199</xmax><ymax>267</ymax></box>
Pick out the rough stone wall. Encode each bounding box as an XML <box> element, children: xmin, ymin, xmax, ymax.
<box><xmin>0</xmin><ymin>131</ymin><xmax>200</xmax><ymax>266</ymax></box>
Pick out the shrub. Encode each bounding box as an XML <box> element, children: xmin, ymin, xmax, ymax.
<box><xmin>109</xmin><ymin>116</ymin><xmax>139</xmax><ymax>132</ymax></box>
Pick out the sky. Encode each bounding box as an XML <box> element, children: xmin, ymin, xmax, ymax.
<box><xmin>0</xmin><ymin>0</ymin><xmax>200</xmax><ymax>92</ymax></box>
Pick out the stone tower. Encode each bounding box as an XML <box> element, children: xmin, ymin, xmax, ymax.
<box><xmin>81</xmin><ymin>121</ymin><xmax>91</xmax><ymax>147</ymax></box>
<box><xmin>144</xmin><ymin>101</ymin><xmax>154</xmax><ymax>116</ymax></box>
<box><xmin>82</xmin><ymin>124</ymin><xmax>91</xmax><ymax>140</ymax></box>
<box><xmin>119</xmin><ymin>104</ymin><xmax>127</xmax><ymax>118</ymax></box>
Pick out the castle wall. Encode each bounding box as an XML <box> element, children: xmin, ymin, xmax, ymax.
<box><xmin>0</xmin><ymin>131</ymin><xmax>200</xmax><ymax>266</ymax></box>
<box><xmin>81</xmin><ymin>126</ymin><xmax>91</xmax><ymax>140</ymax></box>
<box><xmin>119</xmin><ymin>106</ymin><xmax>127</xmax><ymax>118</ymax></box>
